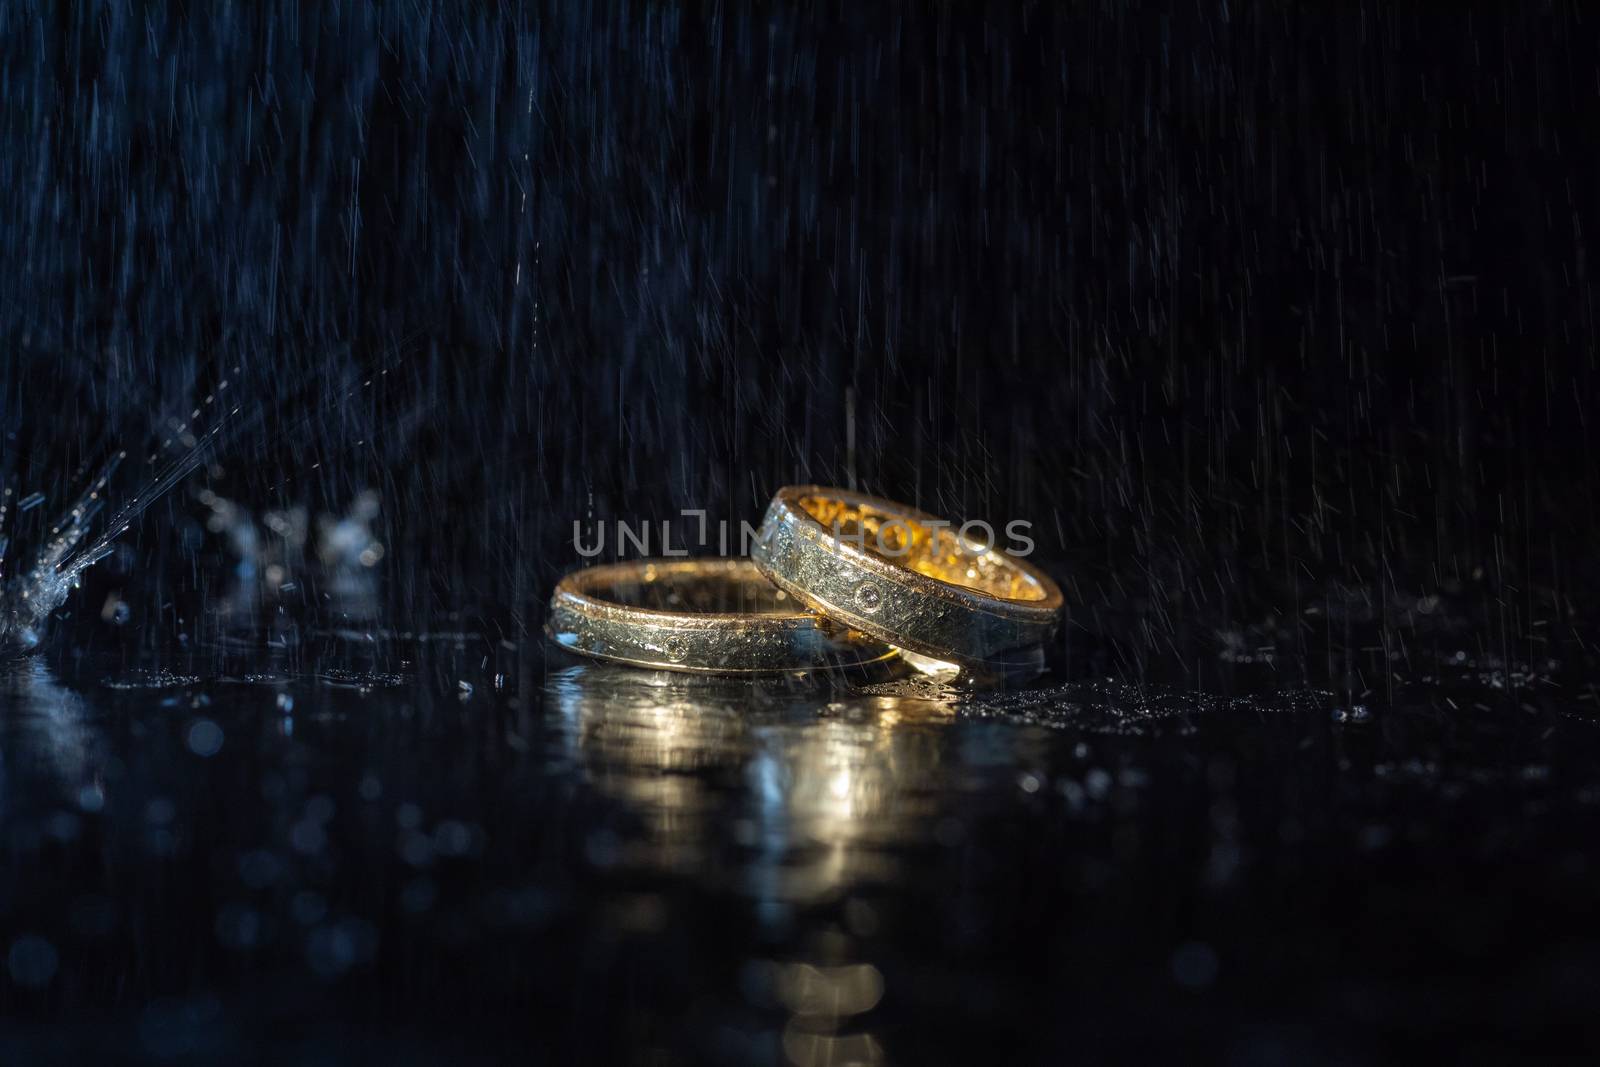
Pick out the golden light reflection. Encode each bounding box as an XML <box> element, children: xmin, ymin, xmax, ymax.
<box><xmin>783</xmin><ymin>1024</ymin><xmax>885</xmax><ymax>1067</ymax></box>
<box><xmin>545</xmin><ymin>663</ymin><xmax>963</xmax><ymax>1064</ymax></box>
<box><xmin>776</xmin><ymin>961</ymin><xmax>885</xmax><ymax>1017</ymax></box>
<box><xmin>548</xmin><ymin>665</ymin><xmax>959</xmax><ymax>891</ymax></box>
<box><xmin>896</xmin><ymin>648</ymin><xmax>962</xmax><ymax>677</ymax></box>
<box><xmin>548</xmin><ymin>665</ymin><xmax>751</xmax><ymax>875</ymax></box>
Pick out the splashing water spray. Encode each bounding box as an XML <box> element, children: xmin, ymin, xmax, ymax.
<box><xmin>0</xmin><ymin>340</ymin><xmax>419</xmax><ymax>658</ymax></box>
<box><xmin>0</xmin><ymin>394</ymin><xmax>239</xmax><ymax>654</ymax></box>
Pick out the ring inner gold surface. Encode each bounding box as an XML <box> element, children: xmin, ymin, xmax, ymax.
<box><xmin>793</xmin><ymin>492</ymin><xmax>1052</xmax><ymax>602</ymax></box>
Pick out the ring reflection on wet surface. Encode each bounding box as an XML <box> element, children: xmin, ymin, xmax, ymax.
<box><xmin>549</xmin><ymin>663</ymin><xmax>956</xmax><ymax>896</ymax></box>
<box><xmin>547</xmin><ymin>662</ymin><xmax>968</xmax><ymax>1062</ymax></box>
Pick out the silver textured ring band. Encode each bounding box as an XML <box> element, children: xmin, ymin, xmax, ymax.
<box><xmin>751</xmin><ymin>486</ymin><xmax>1063</xmax><ymax>664</ymax></box>
<box><xmin>546</xmin><ymin>557</ymin><xmax>898</xmax><ymax>674</ymax></box>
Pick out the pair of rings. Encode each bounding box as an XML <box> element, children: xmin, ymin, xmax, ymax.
<box><xmin>546</xmin><ymin>486</ymin><xmax>1063</xmax><ymax>674</ymax></box>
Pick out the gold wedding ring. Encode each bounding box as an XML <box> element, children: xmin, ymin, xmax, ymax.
<box><xmin>751</xmin><ymin>486</ymin><xmax>1063</xmax><ymax>664</ymax></box>
<box><xmin>546</xmin><ymin>558</ymin><xmax>896</xmax><ymax>674</ymax></box>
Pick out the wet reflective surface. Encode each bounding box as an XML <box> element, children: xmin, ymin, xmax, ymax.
<box><xmin>3</xmin><ymin>616</ymin><xmax>1600</xmax><ymax>1064</ymax></box>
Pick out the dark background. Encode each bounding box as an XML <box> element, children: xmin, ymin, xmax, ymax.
<box><xmin>4</xmin><ymin>3</ymin><xmax>1600</xmax><ymax>1064</ymax></box>
<box><xmin>5</xmin><ymin>1</ymin><xmax>1597</xmax><ymax>670</ymax></box>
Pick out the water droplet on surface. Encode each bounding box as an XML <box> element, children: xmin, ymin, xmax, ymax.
<box><xmin>78</xmin><ymin>784</ymin><xmax>105</xmax><ymax>813</ymax></box>
<box><xmin>186</xmin><ymin>718</ymin><xmax>224</xmax><ymax>757</ymax></box>
<box><xmin>1171</xmin><ymin>941</ymin><xmax>1219</xmax><ymax>989</ymax></box>
<box><xmin>7</xmin><ymin>935</ymin><xmax>59</xmax><ymax>988</ymax></box>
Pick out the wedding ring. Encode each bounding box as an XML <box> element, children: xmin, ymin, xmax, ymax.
<box><xmin>751</xmin><ymin>486</ymin><xmax>1063</xmax><ymax>664</ymax></box>
<box><xmin>546</xmin><ymin>558</ymin><xmax>898</xmax><ymax>674</ymax></box>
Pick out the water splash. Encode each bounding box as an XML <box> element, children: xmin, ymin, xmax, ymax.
<box><xmin>0</xmin><ymin>452</ymin><xmax>129</xmax><ymax>653</ymax></box>
<box><xmin>0</xmin><ymin>339</ymin><xmax>419</xmax><ymax>658</ymax></box>
<box><xmin>0</xmin><ymin>388</ymin><xmax>243</xmax><ymax>655</ymax></box>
